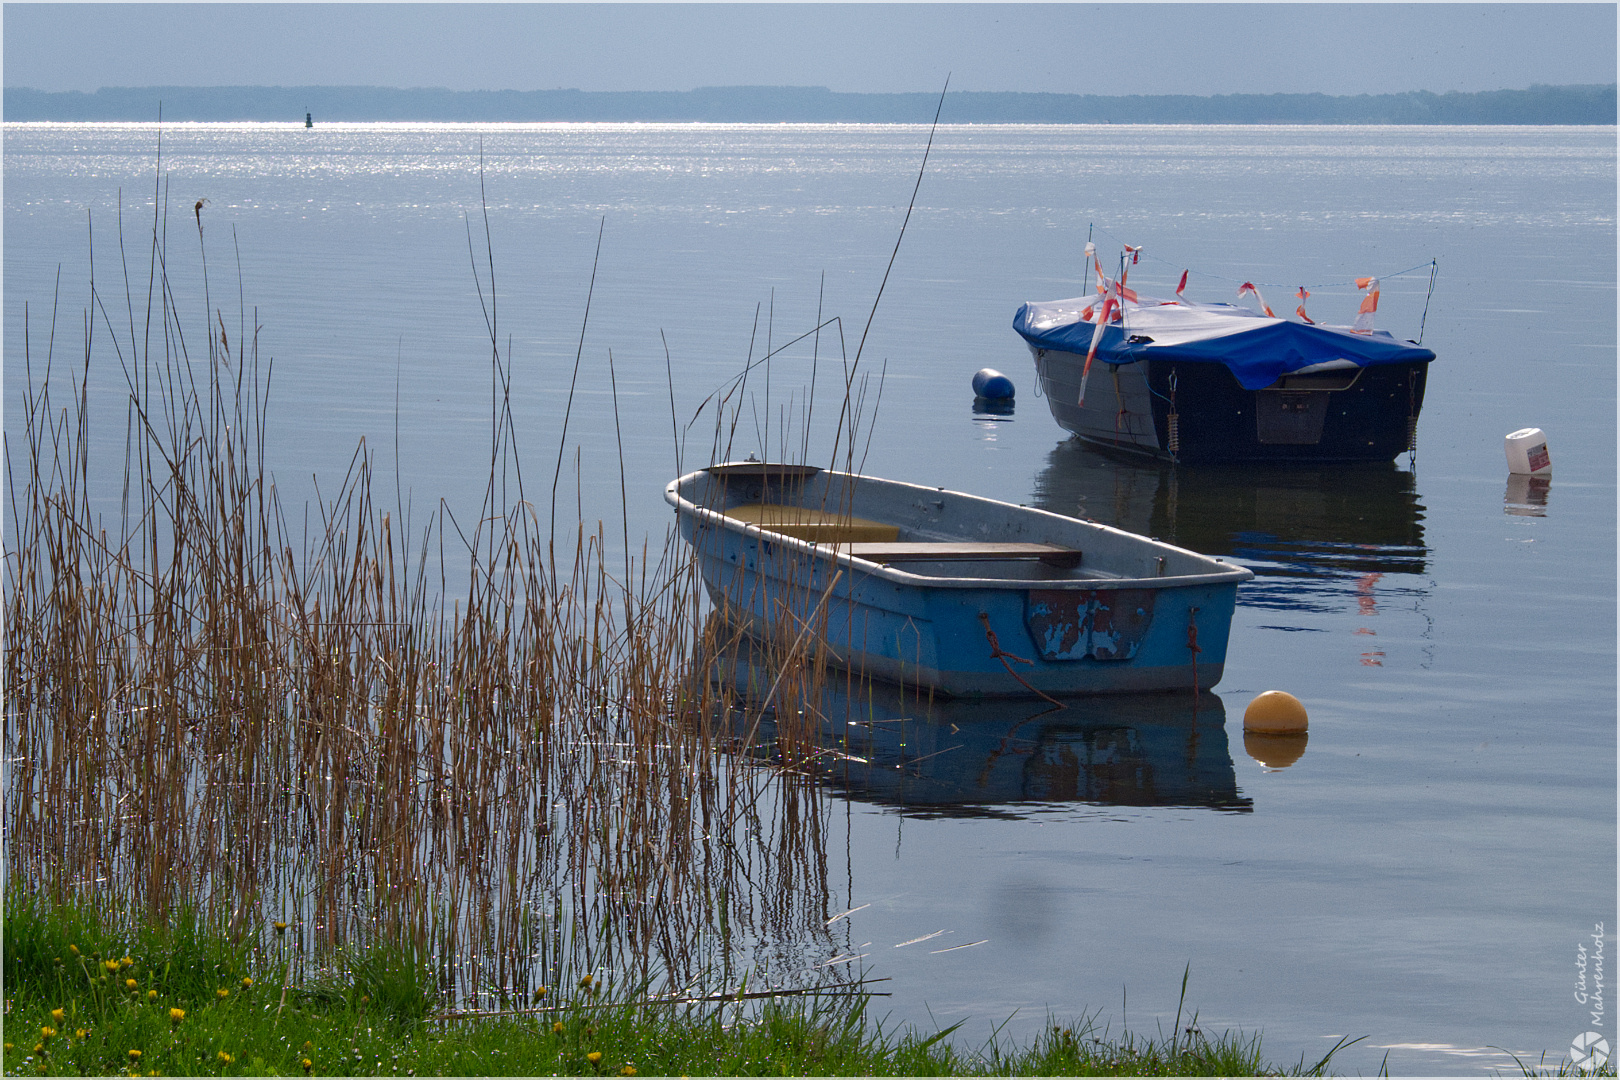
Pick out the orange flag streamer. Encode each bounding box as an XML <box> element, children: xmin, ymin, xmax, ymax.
<box><xmin>1078</xmin><ymin>290</ymin><xmax>1122</xmax><ymax>406</ymax></box>
<box><xmin>1238</xmin><ymin>282</ymin><xmax>1276</xmax><ymax>318</ymax></box>
<box><xmin>1295</xmin><ymin>286</ymin><xmax>1315</xmax><ymax>324</ymax></box>
<box><xmin>1353</xmin><ymin>277</ymin><xmax>1380</xmax><ymax>332</ymax></box>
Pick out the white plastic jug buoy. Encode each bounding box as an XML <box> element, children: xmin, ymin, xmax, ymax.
<box><xmin>1505</xmin><ymin>428</ymin><xmax>1551</xmax><ymax>476</ymax></box>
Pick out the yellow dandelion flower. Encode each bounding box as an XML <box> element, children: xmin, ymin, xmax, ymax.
<box><xmin>217</xmin><ymin>1051</ymin><xmax>233</xmax><ymax>1064</ymax></box>
<box><xmin>33</xmin><ymin>1043</ymin><xmax>43</xmax><ymax>1054</ymax></box>
<box><xmin>169</xmin><ymin>1008</ymin><xmax>185</xmax><ymax>1024</ymax></box>
<box><xmin>586</xmin><ymin>1052</ymin><xmax>603</xmax><ymax>1065</ymax></box>
<box><xmin>300</xmin><ymin>1058</ymin><xmax>312</xmax><ymax>1073</ymax></box>
<box><xmin>128</xmin><ymin>1049</ymin><xmax>142</xmax><ymax>1060</ymax></box>
<box><xmin>621</xmin><ymin>1067</ymin><xmax>637</xmax><ymax>1076</ymax></box>
<box><xmin>240</xmin><ymin>977</ymin><xmax>252</xmax><ymax>989</ymax></box>
<box><xmin>41</xmin><ymin>1027</ymin><xmax>56</xmax><ymax>1039</ymax></box>
<box><xmin>578</xmin><ymin>974</ymin><xmax>594</xmax><ymax>988</ymax></box>
<box><xmin>533</xmin><ymin>986</ymin><xmax>548</xmax><ymax>1000</ymax></box>
<box><xmin>121</xmin><ymin>957</ymin><xmax>133</xmax><ymax>968</ymax></box>
<box><xmin>69</xmin><ymin>945</ymin><xmax>79</xmax><ymax>955</ymax></box>
<box><xmin>216</xmin><ymin>989</ymin><xmax>229</xmax><ymax>999</ymax></box>
<box><xmin>50</xmin><ymin>1009</ymin><xmax>64</xmax><ymax>1024</ymax></box>
<box><xmin>76</xmin><ymin>1030</ymin><xmax>88</xmax><ymax>1040</ymax></box>
<box><xmin>3</xmin><ymin>1042</ymin><xmax>12</xmax><ymax>1050</ymax></box>
<box><xmin>126</xmin><ymin>978</ymin><xmax>138</xmax><ymax>991</ymax></box>
<box><xmin>105</xmin><ymin>960</ymin><xmax>121</xmax><ymax>973</ymax></box>
<box><xmin>274</xmin><ymin>922</ymin><xmax>288</xmax><ymax>935</ymax></box>
<box><xmin>147</xmin><ymin>990</ymin><xmax>157</xmax><ymax>1002</ymax></box>
<box><xmin>552</xmin><ymin>1022</ymin><xmax>565</xmax><ymax>1035</ymax></box>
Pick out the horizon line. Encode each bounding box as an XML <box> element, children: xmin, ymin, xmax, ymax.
<box><xmin>9</xmin><ymin>81</ymin><xmax>1617</xmax><ymax>95</ymax></box>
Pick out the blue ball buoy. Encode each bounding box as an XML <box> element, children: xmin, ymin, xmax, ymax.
<box><xmin>971</xmin><ymin>368</ymin><xmax>1015</xmax><ymax>400</ymax></box>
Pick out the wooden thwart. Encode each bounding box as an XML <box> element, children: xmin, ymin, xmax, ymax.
<box><xmin>722</xmin><ymin>505</ymin><xmax>1082</xmax><ymax>567</ymax></box>
<box><xmin>724</xmin><ymin>503</ymin><xmax>900</xmax><ymax>543</ymax></box>
<box><xmin>846</xmin><ymin>542</ymin><xmax>1082</xmax><ymax>569</ymax></box>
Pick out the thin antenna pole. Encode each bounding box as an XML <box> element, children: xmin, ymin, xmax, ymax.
<box><xmin>1417</xmin><ymin>259</ymin><xmax>1438</xmax><ymax>344</ymax></box>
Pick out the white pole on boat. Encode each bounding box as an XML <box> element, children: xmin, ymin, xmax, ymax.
<box><xmin>1080</xmin><ymin>251</ymin><xmax>1139</xmax><ymax>406</ymax></box>
<box><xmin>1078</xmin><ymin>292</ymin><xmax>1115</xmax><ymax>407</ymax></box>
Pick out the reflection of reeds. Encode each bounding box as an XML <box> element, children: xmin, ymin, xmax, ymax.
<box><xmin>4</xmin><ymin>171</ymin><xmax>834</xmax><ymax>1009</ymax></box>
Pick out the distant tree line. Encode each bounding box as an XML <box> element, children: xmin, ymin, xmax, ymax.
<box><xmin>5</xmin><ymin>83</ymin><xmax>1615</xmax><ymax>124</ymax></box>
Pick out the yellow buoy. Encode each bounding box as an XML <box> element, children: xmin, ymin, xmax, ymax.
<box><xmin>1243</xmin><ymin>690</ymin><xmax>1308</xmax><ymax>733</ymax></box>
<box><xmin>1244</xmin><ymin>730</ymin><xmax>1308</xmax><ymax>769</ymax></box>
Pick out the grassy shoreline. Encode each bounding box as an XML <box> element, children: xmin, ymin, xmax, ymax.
<box><xmin>4</xmin><ymin>891</ymin><xmax>1332</xmax><ymax>1077</ymax></box>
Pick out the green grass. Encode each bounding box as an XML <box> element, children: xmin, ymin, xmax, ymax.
<box><xmin>1</xmin><ymin>890</ymin><xmax>1370</xmax><ymax>1077</ymax></box>
<box><xmin>11</xmin><ymin>893</ymin><xmax>1613</xmax><ymax>1078</ymax></box>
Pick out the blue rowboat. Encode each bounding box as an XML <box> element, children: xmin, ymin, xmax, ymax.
<box><xmin>667</xmin><ymin>463</ymin><xmax>1253</xmax><ymax>698</ymax></box>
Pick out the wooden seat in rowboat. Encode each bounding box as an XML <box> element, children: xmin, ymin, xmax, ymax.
<box><xmin>721</xmin><ymin>504</ymin><xmax>1083</xmax><ymax>568</ymax></box>
<box><xmin>723</xmin><ymin>503</ymin><xmax>901</xmax><ymax>543</ymax></box>
<box><xmin>845</xmin><ymin>542</ymin><xmax>1082</xmax><ymax>569</ymax></box>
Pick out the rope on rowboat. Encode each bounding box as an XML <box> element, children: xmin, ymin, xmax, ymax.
<box><xmin>977</xmin><ymin>611</ymin><xmax>1067</xmax><ymax>709</ymax></box>
<box><xmin>1187</xmin><ymin>607</ymin><xmax>1202</xmax><ymax>701</ymax></box>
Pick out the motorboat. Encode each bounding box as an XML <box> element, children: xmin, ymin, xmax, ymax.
<box><xmin>1013</xmin><ymin>261</ymin><xmax>1436</xmax><ymax>464</ymax></box>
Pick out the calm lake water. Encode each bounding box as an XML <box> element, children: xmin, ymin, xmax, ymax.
<box><xmin>5</xmin><ymin>122</ymin><xmax>1615</xmax><ymax>1074</ymax></box>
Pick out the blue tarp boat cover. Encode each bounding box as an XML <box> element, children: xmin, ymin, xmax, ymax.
<box><xmin>1014</xmin><ymin>295</ymin><xmax>1436</xmax><ymax>391</ymax></box>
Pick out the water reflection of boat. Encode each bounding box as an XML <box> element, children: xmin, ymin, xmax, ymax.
<box><xmin>1032</xmin><ymin>440</ymin><xmax>1428</xmax><ymax>613</ymax></box>
<box><xmin>715</xmin><ymin>648</ymin><xmax>1250</xmax><ymax>817</ymax></box>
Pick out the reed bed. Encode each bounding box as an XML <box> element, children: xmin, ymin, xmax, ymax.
<box><xmin>4</xmin><ymin>167</ymin><xmax>842</xmax><ymax>1011</ymax></box>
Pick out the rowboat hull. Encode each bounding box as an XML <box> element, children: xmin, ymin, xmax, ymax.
<box><xmin>668</xmin><ymin>466</ymin><xmax>1252</xmax><ymax>698</ymax></box>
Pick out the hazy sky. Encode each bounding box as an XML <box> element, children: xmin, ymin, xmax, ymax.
<box><xmin>4</xmin><ymin>3</ymin><xmax>1615</xmax><ymax>97</ymax></box>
